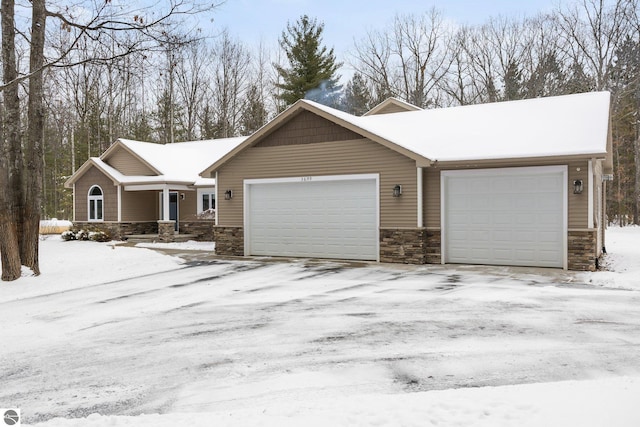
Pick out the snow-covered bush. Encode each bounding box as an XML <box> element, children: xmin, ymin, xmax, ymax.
<box><xmin>76</xmin><ymin>230</ymin><xmax>90</xmax><ymax>241</ymax></box>
<box><xmin>61</xmin><ymin>229</ymin><xmax>111</xmax><ymax>242</ymax></box>
<box><xmin>89</xmin><ymin>231</ymin><xmax>111</xmax><ymax>242</ymax></box>
<box><xmin>61</xmin><ymin>230</ymin><xmax>76</xmax><ymax>241</ymax></box>
<box><xmin>196</xmin><ymin>209</ymin><xmax>216</xmax><ymax>220</ymax></box>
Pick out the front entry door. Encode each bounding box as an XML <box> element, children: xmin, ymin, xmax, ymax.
<box><xmin>160</xmin><ymin>191</ymin><xmax>179</xmax><ymax>231</ymax></box>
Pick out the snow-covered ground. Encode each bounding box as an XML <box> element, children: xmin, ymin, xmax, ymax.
<box><xmin>0</xmin><ymin>227</ymin><xmax>639</xmax><ymax>426</ymax></box>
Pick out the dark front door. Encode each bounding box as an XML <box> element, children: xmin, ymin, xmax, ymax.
<box><xmin>169</xmin><ymin>192</ymin><xmax>178</xmax><ymax>231</ymax></box>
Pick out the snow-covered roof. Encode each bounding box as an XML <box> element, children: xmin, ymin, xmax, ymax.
<box><xmin>308</xmin><ymin>91</ymin><xmax>611</xmax><ymax>162</ymax></box>
<box><xmin>363</xmin><ymin>97</ymin><xmax>422</xmax><ymax>116</ymax></box>
<box><xmin>116</xmin><ymin>137</ymin><xmax>246</xmax><ymax>182</ymax></box>
<box><xmin>201</xmin><ymin>92</ymin><xmax>611</xmax><ymax>177</ymax></box>
<box><xmin>65</xmin><ymin>137</ymin><xmax>246</xmax><ymax>189</ymax></box>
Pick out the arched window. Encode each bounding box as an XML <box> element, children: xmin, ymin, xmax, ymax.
<box><xmin>88</xmin><ymin>185</ymin><xmax>104</xmax><ymax>221</ymax></box>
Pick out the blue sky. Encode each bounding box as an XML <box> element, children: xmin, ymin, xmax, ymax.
<box><xmin>210</xmin><ymin>0</ymin><xmax>559</xmax><ymax>60</ymax></box>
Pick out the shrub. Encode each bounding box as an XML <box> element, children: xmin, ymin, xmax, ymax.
<box><xmin>76</xmin><ymin>230</ymin><xmax>90</xmax><ymax>241</ymax></box>
<box><xmin>89</xmin><ymin>231</ymin><xmax>111</xmax><ymax>242</ymax></box>
<box><xmin>61</xmin><ymin>230</ymin><xmax>76</xmax><ymax>241</ymax></box>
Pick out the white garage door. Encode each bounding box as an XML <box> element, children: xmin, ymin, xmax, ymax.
<box><xmin>442</xmin><ymin>166</ymin><xmax>566</xmax><ymax>268</ymax></box>
<box><xmin>245</xmin><ymin>175</ymin><xmax>378</xmax><ymax>261</ymax></box>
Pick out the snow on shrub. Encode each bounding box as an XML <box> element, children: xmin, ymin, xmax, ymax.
<box><xmin>76</xmin><ymin>230</ymin><xmax>90</xmax><ymax>241</ymax></box>
<box><xmin>89</xmin><ymin>231</ymin><xmax>111</xmax><ymax>242</ymax></box>
<box><xmin>61</xmin><ymin>229</ymin><xmax>111</xmax><ymax>242</ymax></box>
<box><xmin>196</xmin><ymin>208</ymin><xmax>216</xmax><ymax>220</ymax></box>
<box><xmin>61</xmin><ymin>230</ymin><xmax>76</xmax><ymax>241</ymax></box>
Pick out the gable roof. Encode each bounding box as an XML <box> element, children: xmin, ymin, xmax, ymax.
<box><xmin>65</xmin><ymin>136</ymin><xmax>247</xmax><ymax>188</ymax></box>
<box><xmin>201</xmin><ymin>91</ymin><xmax>612</xmax><ymax>177</ymax></box>
<box><xmin>363</xmin><ymin>97</ymin><xmax>422</xmax><ymax>116</ymax></box>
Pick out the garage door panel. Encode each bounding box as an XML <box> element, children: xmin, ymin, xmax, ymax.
<box><xmin>444</xmin><ymin>167</ymin><xmax>565</xmax><ymax>268</ymax></box>
<box><xmin>247</xmin><ymin>178</ymin><xmax>377</xmax><ymax>261</ymax></box>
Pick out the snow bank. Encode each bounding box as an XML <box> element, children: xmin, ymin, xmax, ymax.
<box><xmin>582</xmin><ymin>225</ymin><xmax>640</xmax><ymax>290</ymax></box>
<box><xmin>135</xmin><ymin>240</ymin><xmax>215</xmax><ymax>251</ymax></box>
<box><xmin>28</xmin><ymin>376</ymin><xmax>640</xmax><ymax>427</ymax></box>
<box><xmin>0</xmin><ymin>236</ymin><xmax>184</xmax><ymax>302</ymax></box>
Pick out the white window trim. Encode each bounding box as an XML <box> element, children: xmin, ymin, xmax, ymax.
<box><xmin>197</xmin><ymin>187</ymin><xmax>216</xmax><ymax>213</ymax></box>
<box><xmin>87</xmin><ymin>185</ymin><xmax>104</xmax><ymax>222</ymax></box>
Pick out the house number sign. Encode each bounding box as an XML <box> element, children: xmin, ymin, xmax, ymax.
<box><xmin>300</xmin><ymin>176</ymin><xmax>313</xmax><ymax>182</ymax></box>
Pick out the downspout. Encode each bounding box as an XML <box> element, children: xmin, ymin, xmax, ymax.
<box><xmin>215</xmin><ymin>171</ymin><xmax>219</xmax><ymax>226</ymax></box>
<box><xmin>73</xmin><ymin>183</ymin><xmax>76</xmax><ymax>221</ymax></box>
<box><xmin>117</xmin><ymin>185</ymin><xmax>122</xmax><ymax>222</ymax></box>
<box><xmin>417</xmin><ymin>167</ymin><xmax>423</xmax><ymax>228</ymax></box>
<box><xmin>588</xmin><ymin>159</ymin><xmax>594</xmax><ymax>228</ymax></box>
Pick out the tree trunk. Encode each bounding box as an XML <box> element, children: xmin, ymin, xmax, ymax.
<box><xmin>635</xmin><ymin>131</ymin><xmax>640</xmax><ymax>225</ymax></box>
<box><xmin>1</xmin><ymin>0</ymin><xmax>23</xmax><ymax>281</ymax></box>
<box><xmin>21</xmin><ymin>0</ymin><xmax>47</xmax><ymax>274</ymax></box>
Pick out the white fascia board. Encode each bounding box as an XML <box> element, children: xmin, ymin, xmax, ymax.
<box><xmin>125</xmin><ymin>184</ymin><xmax>192</xmax><ymax>191</ymax></box>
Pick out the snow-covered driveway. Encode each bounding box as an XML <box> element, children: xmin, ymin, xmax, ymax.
<box><xmin>1</xmin><ymin>231</ymin><xmax>640</xmax><ymax>425</ymax></box>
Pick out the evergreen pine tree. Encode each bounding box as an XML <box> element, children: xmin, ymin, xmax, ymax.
<box><xmin>275</xmin><ymin>15</ymin><xmax>342</xmax><ymax>109</ymax></box>
<box><xmin>342</xmin><ymin>72</ymin><xmax>373</xmax><ymax>115</ymax></box>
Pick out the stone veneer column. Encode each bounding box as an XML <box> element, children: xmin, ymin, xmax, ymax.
<box><xmin>157</xmin><ymin>220</ymin><xmax>176</xmax><ymax>242</ymax></box>
<box><xmin>379</xmin><ymin>228</ymin><xmax>426</xmax><ymax>264</ymax></box>
<box><xmin>213</xmin><ymin>226</ymin><xmax>244</xmax><ymax>256</ymax></box>
<box><xmin>568</xmin><ymin>230</ymin><xmax>597</xmax><ymax>271</ymax></box>
<box><xmin>425</xmin><ymin>229</ymin><xmax>441</xmax><ymax>264</ymax></box>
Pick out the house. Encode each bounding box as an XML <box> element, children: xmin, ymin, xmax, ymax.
<box><xmin>201</xmin><ymin>91</ymin><xmax>612</xmax><ymax>271</ymax></box>
<box><xmin>64</xmin><ymin>136</ymin><xmax>246</xmax><ymax>240</ymax></box>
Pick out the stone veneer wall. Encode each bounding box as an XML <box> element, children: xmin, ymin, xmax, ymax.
<box><xmin>213</xmin><ymin>226</ymin><xmax>244</xmax><ymax>256</ymax></box>
<box><xmin>157</xmin><ymin>221</ymin><xmax>175</xmax><ymax>242</ymax></box>
<box><xmin>72</xmin><ymin>221</ymin><xmax>158</xmax><ymax>240</ymax></box>
<box><xmin>568</xmin><ymin>230</ymin><xmax>597</xmax><ymax>271</ymax></box>
<box><xmin>379</xmin><ymin>228</ymin><xmax>426</xmax><ymax>264</ymax></box>
<box><xmin>180</xmin><ymin>221</ymin><xmax>215</xmax><ymax>241</ymax></box>
<box><xmin>425</xmin><ymin>229</ymin><xmax>441</xmax><ymax>264</ymax></box>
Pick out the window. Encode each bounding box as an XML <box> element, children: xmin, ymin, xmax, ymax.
<box><xmin>202</xmin><ymin>193</ymin><xmax>215</xmax><ymax>211</ymax></box>
<box><xmin>197</xmin><ymin>188</ymin><xmax>216</xmax><ymax>213</ymax></box>
<box><xmin>88</xmin><ymin>185</ymin><xmax>104</xmax><ymax>221</ymax></box>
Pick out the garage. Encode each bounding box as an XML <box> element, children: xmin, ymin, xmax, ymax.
<box><xmin>244</xmin><ymin>174</ymin><xmax>379</xmax><ymax>261</ymax></box>
<box><xmin>442</xmin><ymin>166</ymin><xmax>567</xmax><ymax>268</ymax></box>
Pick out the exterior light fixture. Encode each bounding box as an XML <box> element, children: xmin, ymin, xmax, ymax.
<box><xmin>224</xmin><ymin>189</ymin><xmax>233</xmax><ymax>200</ymax></box>
<box><xmin>573</xmin><ymin>179</ymin><xmax>583</xmax><ymax>194</ymax></box>
<box><xmin>393</xmin><ymin>184</ymin><xmax>402</xmax><ymax>197</ymax></box>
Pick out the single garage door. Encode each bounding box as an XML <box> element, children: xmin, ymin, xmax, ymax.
<box><xmin>245</xmin><ymin>175</ymin><xmax>378</xmax><ymax>261</ymax></box>
<box><xmin>442</xmin><ymin>166</ymin><xmax>566</xmax><ymax>268</ymax></box>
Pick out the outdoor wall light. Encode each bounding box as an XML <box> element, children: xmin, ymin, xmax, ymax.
<box><xmin>393</xmin><ymin>184</ymin><xmax>402</xmax><ymax>197</ymax></box>
<box><xmin>224</xmin><ymin>189</ymin><xmax>233</xmax><ymax>200</ymax></box>
<box><xmin>180</xmin><ymin>193</ymin><xmax>185</xmax><ymax>200</ymax></box>
<box><xmin>573</xmin><ymin>179</ymin><xmax>583</xmax><ymax>194</ymax></box>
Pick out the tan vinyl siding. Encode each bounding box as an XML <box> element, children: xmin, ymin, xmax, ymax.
<box><xmin>217</xmin><ymin>138</ymin><xmax>417</xmax><ymax>228</ymax></box>
<box><xmin>568</xmin><ymin>160</ymin><xmax>589</xmax><ymax>228</ymax></box>
<box><xmin>372</xmin><ymin>104</ymin><xmax>413</xmax><ymax>115</ymax></box>
<box><xmin>424</xmin><ymin>167</ymin><xmax>440</xmax><ymax>228</ymax></box>
<box><xmin>121</xmin><ymin>190</ymin><xmax>157</xmax><ymax>221</ymax></box>
<box><xmin>74</xmin><ymin>166</ymin><xmax>118</xmax><ymax>221</ymax></box>
<box><xmin>179</xmin><ymin>190</ymin><xmax>197</xmax><ymax>221</ymax></box>
<box><xmin>255</xmin><ymin>111</ymin><xmax>362</xmax><ymax>147</ymax></box>
<box><xmin>104</xmin><ymin>147</ymin><xmax>156</xmax><ymax>175</ymax></box>
<box><xmin>424</xmin><ymin>160</ymin><xmax>590</xmax><ymax>229</ymax></box>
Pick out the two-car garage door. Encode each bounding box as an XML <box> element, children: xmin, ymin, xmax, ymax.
<box><xmin>245</xmin><ymin>175</ymin><xmax>378</xmax><ymax>261</ymax></box>
<box><xmin>442</xmin><ymin>166</ymin><xmax>567</xmax><ymax>268</ymax></box>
